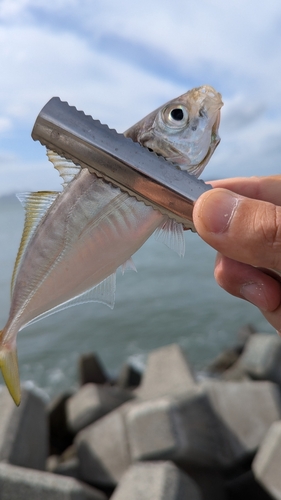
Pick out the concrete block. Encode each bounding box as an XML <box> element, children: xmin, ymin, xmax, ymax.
<box><xmin>126</xmin><ymin>389</ymin><xmax>223</xmax><ymax>468</ymax></box>
<box><xmin>137</xmin><ymin>344</ymin><xmax>196</xmax><ymax>400</ymax></box>
<box><xmin>66</xmin><ymin>383</ymin><xmax>132</xmax><ymax>433</ymax></box>
<box><xmin>183</xmin><ymin>467</ymin><xmax>226</xmax><ymax>500</ymax></box>
<box><xmin>117</xmin><ymin>363</ymin><xmax>142</xmax><ymax>388</ymax></box>
<box><xmin>47</xmin><ymin>392</ymin><xmax>74</xmax><ymax>455</ymax></box>
<box><xmin>110</xmin><ymin>461</ymin><xmax>202</xmax><ymax>500</ymax></box>
<box><xmin>60</xmin><ymin>444</ymin><xmax>77</xmax><ymax>462</ymax></box>
<box><xmin>0</xmin><ymin>462</ymin><xmax>106</xmax><ymax>500</ymax></box>
<box><xmin>48</xmin><ymin>445</ymin><xmax>79</xmax><ymax>479</ymax></box>
<box><xmin>253</xmin><ymin>420</ymin><xmax>281</xmax><ymax>499</ymax></box>
<box><xmin>225</xmin><ymin>471</ymin><xmax>272</xmax><ymax>500</ymax></box>
<box><xmin>207</xmin><ymin>348</ymin><xmax>241</xmax><ymax>374</ymax></box>
<box><xmin>203</xmin><ymin>380</ymin><xmax>281</xmax><ymax>467</ymax></box>
<box><xmin>221</xmin><ymin>362</ymin><xmax>250</xmax><ymax>381</ymax></box>
<box><xmin>78</xmin><ymin>352</ymin><xmax>108</xmax><ymax>386</ymax></box>
<box><xmin>239</xmin><ymin>333</ymin><xmax>281</xmax><ymax>383</ymax></box>
<box><xmin>46</xmin><ymin>454</ymin><xmax>60</xmax><ymax>472</ymax></box>
<box><xmin>53</xmin><ymin>458</ymin><xmax>80</xmax><ymax>480</ymax></box>
<box><xmin>236</xmin><ymin>323</ymin><xmax>256</xmax><ymax>348</ymax></box>
<box><xmin>46</xmin><ymin>455</ymin><xmax>80</xmax><ymax>480</ymax></box>
<box><xmin>0</xmin><ymin>387</ymin><xmax>48</xmax><ymax>470</ymax></box>
<box><xmin>75</xmin><ymin>401</ymin><xmax>136</xmax><ymax>487</ymax></box>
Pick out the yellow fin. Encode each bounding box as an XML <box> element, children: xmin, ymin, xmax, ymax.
<box><xmin>11</xmin><ymin>191</ymin><xmax>59</xmax><ymax>295</ymax></box>
<box><xmin>0</xmin><ymin>338</ymin><xmax>21</xmax><ymax>405</ymax></box>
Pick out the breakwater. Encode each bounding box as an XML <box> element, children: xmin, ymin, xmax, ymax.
<box><xmin>0</xmin><ymin>325</ymin><xmax>280</xmax><ymax>499</ymax></box>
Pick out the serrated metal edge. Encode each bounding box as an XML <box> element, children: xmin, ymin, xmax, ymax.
<box><xmin>32</xmin><ymin>97</ymin><xmax>208</xmax><ymax>189</ymax></box>
<box><xmin>31</xmin><ymin>97</ymin><xmax>209</xmax><ymax>230</ymax></box>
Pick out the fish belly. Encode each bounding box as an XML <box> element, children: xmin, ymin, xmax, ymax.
<box><xmin>6</xmin><ymin>170</ymin><xmax>166</xmax><ymax>337</ymax></box>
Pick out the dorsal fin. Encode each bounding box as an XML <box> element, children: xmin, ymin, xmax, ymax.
<box><xmin>47</xmin><ymin>149</ymin><xmax>81</xmax><ymax>188</ymax></box>
<box><xmin>24</xmin><ymin>273</ymin><xmax>117</xmax><ymax>328</ymax></box>
<box><xmin>12</xmin><ymin>191</ymin><xmax>59</xmax><ymax>295</ymax></box>
<box><xmin>154</xmin><ymin>219</ymin><xmax>185</xmax><ymax>257</ymax></box>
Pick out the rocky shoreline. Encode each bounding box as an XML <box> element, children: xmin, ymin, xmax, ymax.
<box><xmin>0</xmin><ymin>326</ymin><xmax>281</xmax><ymax>499</ymax></box>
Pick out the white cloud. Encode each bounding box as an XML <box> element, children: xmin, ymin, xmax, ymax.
<box><xmin>0</xmin><ymin>23</ymin><xmax>183</xmax><ymax>129</ymax></box>
<box><xmin>1</xmin><ymin>0</ymin><xmax>281</xmax><ymax>194</ymax></box>
<box><xmin>0</xmin><ymin>0</ymin><xmax>29</xmax><ymax>19</ymax></box>
<box><xmin>0</xmin><ymin>153</ymin><xmax>62</xmax><ymax>196</ymax></box>
<box><xmin>0</xmin><ymin>117</ymin><xmax>12</xmax><ymax>133</ymax></box>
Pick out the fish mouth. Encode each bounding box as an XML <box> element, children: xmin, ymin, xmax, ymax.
<box><xmin>186</xmin><ymin>111</ymin><xmax>221</xmax><ymax>177</ymax></box>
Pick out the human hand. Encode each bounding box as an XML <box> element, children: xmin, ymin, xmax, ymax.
<box><xmin>193</xmin><ymin>175</ymin><xmax>281</xmax><ymax>333</ymax></box>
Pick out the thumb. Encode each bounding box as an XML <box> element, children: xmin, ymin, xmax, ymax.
<box><xmin>193</xmin><ymin>188</ymin><xmax>281</xmax><ymax>271</ymax></box>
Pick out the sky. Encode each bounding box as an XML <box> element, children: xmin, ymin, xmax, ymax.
<box><xmin>1</xmin><ymin>0</ymin><xmax>281</xmax><ymax>195</ymax></box>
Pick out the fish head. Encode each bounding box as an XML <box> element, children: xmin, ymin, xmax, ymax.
<box><xmin>124</xmin><ymin>85</ymin><xmax>223</xmax><ymax>177</ymax></box>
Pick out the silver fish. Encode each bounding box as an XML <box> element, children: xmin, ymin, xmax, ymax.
<box><xmin>124</xmin><ymin>84</ymin><xmax>222</xmax><ymax>176</ymax></box>
<box><xmin>0</xmin><ymin>85</ymin><xmax>223</xmax><ymax>404</ymax></box>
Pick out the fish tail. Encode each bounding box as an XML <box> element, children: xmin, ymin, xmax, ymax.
<box><xmin>0</xmin><ymin>335</ymin><xmax>21</xmax><ymax>406</ymax></box>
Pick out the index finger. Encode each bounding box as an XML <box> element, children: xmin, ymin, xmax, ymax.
<box><xmin>208</xmin><ymin>175</ymin><xmax>281</xmax><ymax>206</ymax></box>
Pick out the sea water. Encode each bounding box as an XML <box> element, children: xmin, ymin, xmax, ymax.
<box><xmin>0</xmin><ymin>195</ymin><xmax>273</xmax><ymax>399</ymax></box>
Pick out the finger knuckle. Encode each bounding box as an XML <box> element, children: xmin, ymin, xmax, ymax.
<box><xmin>260</xmin><ymin>204</ymin><xmax>281</xmax><ymax>259</ymax></box>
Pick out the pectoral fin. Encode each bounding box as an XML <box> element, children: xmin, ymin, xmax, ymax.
<box><xmin>0</xmin><ymin>339</ymin><xmax>21</xmax><ymax>406</ymax></box>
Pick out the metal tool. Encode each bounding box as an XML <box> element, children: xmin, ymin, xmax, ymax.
<box><xmin>31</xmin><ymin>97</ymin><xmax>212</xmax><ymax>231</ymax></box>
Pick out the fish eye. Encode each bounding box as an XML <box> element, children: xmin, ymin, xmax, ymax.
<box><xmin>163</xmin><ymin>105</ymin><xmax>189</xmax><ymax>128</ymax></box>
<box><xmin>170</xmin><ymin>108</ymin><xmax>184</xmax><ymax>121</ymax></box>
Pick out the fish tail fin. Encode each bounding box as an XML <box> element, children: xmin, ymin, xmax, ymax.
<box><xmin>0</xmin><ymin>335</ymin><xmax>21</xmax><ymax>406</ymax></box>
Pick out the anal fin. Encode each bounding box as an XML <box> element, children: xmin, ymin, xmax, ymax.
<box><xmin>86</xmin><ymin>273</ymin><xmax>116</xmax><ymax>309</ymax></box>
<box><xmin>26</xmin><ymin>273</ymin><xmax>117</xmax><ymax>328</ymax></box>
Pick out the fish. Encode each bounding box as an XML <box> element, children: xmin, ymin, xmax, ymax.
<box><xmin>0</xmin><ymin>85</ymin><xmax>223</xmax><ymax>404</ymax></box>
